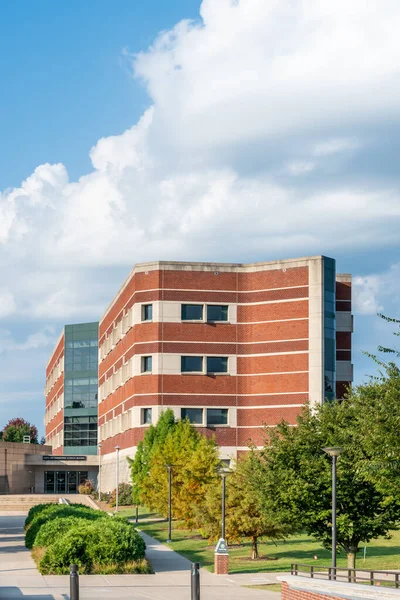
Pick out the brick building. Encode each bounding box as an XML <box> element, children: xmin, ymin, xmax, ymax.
<box><xmin>44</xmin><ymin>255</ymin><xmax>353</xmax><ymax>493</ymax></box>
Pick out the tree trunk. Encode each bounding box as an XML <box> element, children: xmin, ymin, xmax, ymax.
<box><xmin>251</xmin><ymin>536</ymin><xmax>259</xmax><ymax>560</ymax></box>
<box><xmin>347</xmin><ymin>551</ymin><xmax>356</xmax><ymax>569</ymax></box>
<box><xmin>347</xmin><ymin>550</ymin><xmax>357</xmax><ymax>580</ymax></box>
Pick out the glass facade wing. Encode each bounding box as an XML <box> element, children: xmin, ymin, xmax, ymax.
<box><xmin>64</xmin><ymin>322</ymin><xmax>99</xmax><ymax>454</ymax></box>
<box><xmin>323</xmin><ymin>258</ymin><xmax>336</xmax><ymax>400</ymax></box>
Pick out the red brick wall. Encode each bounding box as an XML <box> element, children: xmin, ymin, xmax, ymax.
<box><xmin>336</xmin><ymin>278</ymin><xmax>352</xmax><ymax>399</ymax></box>
<box><xmin>98</xmin><ymin>261</ymin><xmax>312</xmax><ymax>455</ymax></box>
<box><xmin>281</xmin><ymin>581</ymin><xmax>344</xmax><ymax>600</ymax></box>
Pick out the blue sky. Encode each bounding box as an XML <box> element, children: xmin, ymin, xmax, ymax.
<box><xmin>1</xmin><ymin>0</ymin><xmax>399</xmax><ymax>437</ymax></box>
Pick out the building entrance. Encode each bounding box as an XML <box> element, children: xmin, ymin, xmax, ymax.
<box><xmin>44</xmin><ymin>471</ymin><xmax>88</xmax><ymax>494</ymax></box>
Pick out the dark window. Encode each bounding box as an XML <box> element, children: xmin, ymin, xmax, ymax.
<box><xmin>182</xmin><ymin>408</ymin><xmax>203</xmax><ymax>424</ymax></box>
<box><xmin>142</xmin><ymin>305</ymin><xmax>153</xmax><ymax>321</ymax></box>
<box><xmin>181</xmin><ymin>304</ymin><xmax>203</xmax><ymax>320</ymax></box>
<box><xmin>64</xmin><ymin>377</ymin><xmax>98</xmax><ymax>409</ymax></box>
<box><xmin>65</xmin><ymin>338</ymin><xmax>98</xmax><ymax>371</ymax></box>
<box><xmin>207</xmin><ymin>305</ymin><xmax>228</xmax><ymax>322</ymax></box>
<box><xmin>206</xmin><ymin>357</ymin><xmax>228</xmax><ymax>373</ymax></box>
<box><xmin>64</xmin><ymin>418</ymin><xmax>97</xmax><ymax>447</ymax></box>
<box><xmin>207</xmin><ymin>409</ymin><xmax>228</xmax><ymax>426</ymax></box>
<box><xmin>142</xmin><ymin>408</ymin><xmax>152</xmax><ymax>424</ymax></box>
<box><xmin>181</xmin><ymin>356</ymin><xmax>203</xmax><ymax>372</ymax></box>
<box><xmin>142</xmin><ymin>356</ymin><xmax>152</xmax><ymax>373</ymax></box>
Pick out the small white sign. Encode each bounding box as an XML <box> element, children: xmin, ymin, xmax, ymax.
<box><xmin>215</xmin><ymin>538</ymin><xmax>228</xmax><ymax>554</ymax></box>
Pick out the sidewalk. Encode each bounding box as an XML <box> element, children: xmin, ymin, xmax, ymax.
<box><xmin>0</xmin><ymin>514</ymin><xmax>281</xmax><ymax>599</ymax></box>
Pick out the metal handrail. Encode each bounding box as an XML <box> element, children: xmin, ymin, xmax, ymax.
<box><xmin>291</xmin><ymin>563</ymin><xmax>400</xmax><ymax>588</ymax></box>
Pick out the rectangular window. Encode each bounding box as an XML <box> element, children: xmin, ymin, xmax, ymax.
<box><xmin>206</xmin><ymin>357</ymin><xmax>228</xmax><ymax>373</ymax></box>
<box><xmin>142</xmin><ymin>356</ymin><xmax>153</xmax><ymax>373</ymax></box>
<box><xmin>182</xmin><ymin>408</ymin><xmax>203</xmax><ymax>424</ymax></box>
<box><xmin>142</xmin><ymin>408</ymin><xmax>152</xmax><ymax>424</ymax></box>
<box><xmin>207</xmin><ymin>409</ymin><xmax>228</xmax><ymax>426</ymax></box>
<box><xmin>142</xmin><ymin>304</ymin><xmax>153</xmax><ymax>321</ymax></box>
<box><xmin>207</xmin><ymin>305</ymin><xmax>228</xmax><ymax>322</ymax></box>
<box><xmin>181</xmin><ymin>356</ymin><xmax>203</xmax><ymax>372</ymax></box>
<box><xmin>181</xmin><ymin>304</ymin><xmax>203</xmax><ymax>321</ymax></box>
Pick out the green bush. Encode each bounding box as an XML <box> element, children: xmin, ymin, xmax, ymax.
<box><xmin>25</xmin><ymin>504</ymin><xmax>103</xmax><ymax>549</ymax></box>
<box><xmin>25</xmin><ymin>502</ymin><xmax>89</xmax><ymax>530</ymax></box>
<box><xmin>34</xmin><ymin>515</ymin><xmax>109</xmax><ymax>548</ymax></box>
<box><xmin>78</xmin><ymin>479</ymin><xmax>95</xmax><ymax>495</ymax></box>
<box><xmin>109</xmin><ymin>483</ymin><xmax>133</xmax><ymax>507</ymax></box>
<box><xmin>39</xmin><ymin>518</ymin><xmax>146</xmax><ymax>574</ymax></box>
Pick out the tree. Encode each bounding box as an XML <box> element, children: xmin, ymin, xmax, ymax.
<box><xmin>198</xmin><ymin>450</ymin><xmax>290</xmax><ymax>559</ymax></box>
<box><xmin>259</xmin><ymin>399</ymin><xmax>400</xmax><ymax>569</ymax></box>
<box><xmin>2</xmin><ymin>418</ymin><xmax>38</xmax><ymax>443</ymax></box>
<box><xmin>128</xmin><ymin>409</ymin><xmax>176</xmax><ymax>504</ymax></box>
<box><xmin>140</xmin><ymin>418</ymin><xmax>220</xmax><ymax>526</ymax></box>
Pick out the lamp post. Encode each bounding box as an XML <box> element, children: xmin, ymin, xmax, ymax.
<box><xmin>323</xmin><ymin>447</ymin><xmax>343</xmax><ymax>574</ymax></box>
<box><xmin>217</xmin><ymin>467</ymin><xmax>232</xmax><ymax>541</ymax></box>
<box><xmin>98</xmin><ymin>443</ymin><xmax>102</xmax><ymax>502</ymax></box>
<box><xmin>115</xmin><ymin>445</ymin><xmax>120</xmax><ymax>512</ymax></box>
<box><xmin>166</xmin><ymin>464</ymin><xmax>173</xmax><ymax>542</ymax></box>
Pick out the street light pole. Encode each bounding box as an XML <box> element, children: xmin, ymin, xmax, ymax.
<box><xmin>166</xmin><ymin>464</ymin><xmax>172</xmax><ymax>542</ymax></box>
<box><xmin>217</xmin><ymin>467</ymin><xmax>232</xmax><ymax>541</ymax></box>
<box><xmin>98</xmin><ymin>443</ymin><xmax>102</xmax><ymax>502</ymax></box>
<box><xmin>115</xmin><ymin>445</ymin><xmax>120</xmax><ymax>512</ymax></box>
<box><xmin>323</xmin><ymin>447</ymin><xmax>343</xmax><ymax>574</ymax></box>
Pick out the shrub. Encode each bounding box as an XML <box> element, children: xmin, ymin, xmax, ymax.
<box><xmin>109</xmin><ymin>483</ymin><xmax>133</xmax><ymax>507</ymax></box>
<box><xmin>25</xmin><ymin>504</ymin><xmax>54</xmax><ymax>530</ymax></box>
<box><xmin>78</xmin><ymin>479</ymin><xmax>95</xmax><ymax>495</ymax></box>
<box><xmin>34</xmin><ymin>515</ymin><xmax>109</xmax><ymax>548</ymax></box>
<box><xmin>39</xmin><ymin>518</ymin><xmax>146</xmax><ymax>574</ymax></box>
<box><xmin>25</xmin><ymin>504</ymin><xmax>103</xmax><ymax>549</ymax></box>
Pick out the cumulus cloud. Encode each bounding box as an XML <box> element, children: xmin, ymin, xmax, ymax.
<box><xmin>354</xmin><ymin>263</ymin><xmax>400</xmax><ymax>316</ymax></box>
<box><xmin>1</xmin><ymin>0</ymin><xmax>400</xmax><ymax>426</ymax></box>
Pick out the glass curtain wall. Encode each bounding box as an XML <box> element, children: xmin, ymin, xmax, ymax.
<box><xmin>323</xmin><ymin>258</ymin><xmax>336</xmax><ymax>400</ymax></box>
<box><xmin>64</xmin><ymin>322</ymin><xmax>99</xmax><ymax>455</ymax></box>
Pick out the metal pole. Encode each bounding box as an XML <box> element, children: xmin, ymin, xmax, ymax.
<box><xmin>332</xmin><ymin>455</ymin><xmax>337</xmax><ymax>573</ymax></box>
<box><xmin>167</xmin><ymin>466</ymin><xmax>172</xmax><ymax>542</ymax></box>
<box><xmin>115</xmin><ymin>446</ymin><xmax>120</xmax><ymax>512</ymax></box>
<box><xmin>221</xmin><ymin>475</ymin><xmax>226</xmax><ymax>540</ymax></box>
<box><xmin>135</xmin><ymin>504</ymin><xmax>139</xmax><ymax>523</ymax></box>
<box><xmin>98</xmin><ymin>446</ymin><xmax>102</xmax><ymax>502</ymax></box>
<box><xmin>70</xmin><ymin>564</ymin><xmax>79</xmax><ymax>600</ymax></box>
<box><xmin>191</xmin><ymin>562</ymin><xmax>200</xmax><ymax>600</ymax></box>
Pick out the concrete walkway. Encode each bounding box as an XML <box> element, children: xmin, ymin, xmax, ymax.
<box><xmin>0</xmin><ymin>513</ymin><xmax>281</xmax><ymax>599</ymax></box>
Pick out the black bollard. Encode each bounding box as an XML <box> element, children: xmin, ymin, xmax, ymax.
<box><xmin>191</xmin><ymin>562</ymin><xmax>200</xmax><ymax>600</ymax></box>
<box><xmin>70</xmin><ymin>564</ymin><xmax>79</xmax><ymax>600</ymax></box>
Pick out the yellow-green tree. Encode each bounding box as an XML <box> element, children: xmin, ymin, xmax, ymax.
<box><xmin>198</xmin><ymin>450</ymin><xmax>289</xmax><ymax>558</ymax></box>
<box><xmin>141</xmin><ymin>419</ymin><xmax>220</xmax><ymax>526</ymax></box>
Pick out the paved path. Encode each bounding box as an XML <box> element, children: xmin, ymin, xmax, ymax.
<box><xmin>0</xmin><ymin>514</ymin><xmax>281</xmax><ymax>599</ymax></box>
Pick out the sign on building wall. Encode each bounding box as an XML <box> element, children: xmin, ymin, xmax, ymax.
<box><xmin>42</xmin><ymin>456</ymin><xmax>87</xmax><ymax>461</ymax></box>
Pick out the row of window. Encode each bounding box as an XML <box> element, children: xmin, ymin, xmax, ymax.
<box><xmin>142</xmin><ymin>407</ymin><xmax>228</xmax><ymax>426</ymax></box>
<box><xmin>64</xmin><ymin>416</ymin><xmax>98</xmax><ymax>447</ymax></box>
<box><xmin>141</xmin><ymin>356</ymin><xmax>229</xmax><ymax>374</ymax></box>
<box><xmin>142</xmin><ymin>304</ymin><xmax>229</xmax><ymax>322</ymax></box>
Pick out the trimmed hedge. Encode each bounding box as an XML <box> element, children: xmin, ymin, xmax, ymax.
<box><xmin>25</xmin><ymin>502</ymin><xmax>89</xmax><ymax>530</ymax></box>
<box><xmin>25</xmin><ymin>504</ymin><xmax>104</xmax><ymax>549</ymax></box>
<box><xmin>39</xmin><ymin>518</ymin><xmax>146</xmax><ymax>574</ymax></box>
<box><xmin>34</xmin><ymin>515</ymin><xmax>105</xmax><ymax>548</ymax></box>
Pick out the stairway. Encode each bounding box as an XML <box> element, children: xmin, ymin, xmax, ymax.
<box><xmin>0</xmin><ymin>494</ymin><xmax>60</xmax><ymax>511</ymax></box>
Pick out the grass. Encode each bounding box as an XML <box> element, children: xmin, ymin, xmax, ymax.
<box><xmin>244</xmin><ymin>584</ymin><xmax>282</xmax><ymax>592</ymax></box>
<box><xmin>136</xmin><ymin>518</ymin><xmax>400</xmax><ymax>574</ymax></box>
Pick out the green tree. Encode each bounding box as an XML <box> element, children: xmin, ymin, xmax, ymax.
<box><xmin>2</xmin><ymin>418</ymin><xmax>38</xmax><ymax>443</ymax></box>
<box><xmin>141</xmin><ymin>418</ymin><xmax>220</xmax><ymax>526</ymax></box>
<box><xmin>128</xmin><ymin>409</ymin><xmax>176</xmax><ymax>504</ymax></box>
<box><xmin>198</xmin><ymin>450</ymin><xmax>289</xmax><ymax>559</ymax></box>
<box><xmin>259</xmin><ymin>399</ymin><xmax>400</xmax><ymax>569</ymax></box>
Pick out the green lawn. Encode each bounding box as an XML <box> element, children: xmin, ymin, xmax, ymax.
<box><xmin>136</xmin><ymin>519</ymin><xmax>400</xmax><ymax>574</ymax></box>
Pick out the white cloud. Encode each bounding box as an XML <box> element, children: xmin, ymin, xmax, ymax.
<box><xmin>0</xmin><ymin>0</ymin><xmax>400</xmax><ymax>324</ymax></box>
<box><xmin>0</xmin><ymin>291</ymin><xmax>16</xmax><ymax>319</ymax></box>
<box><xmin>353</xmin><ymin>263</ymin><xmax>400</xmax><ymax>316</ymax></box>
<box><xmin>285</xmin><ymin>161</ymin><xmax>315</xmax><ymax>176</ymax></box>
